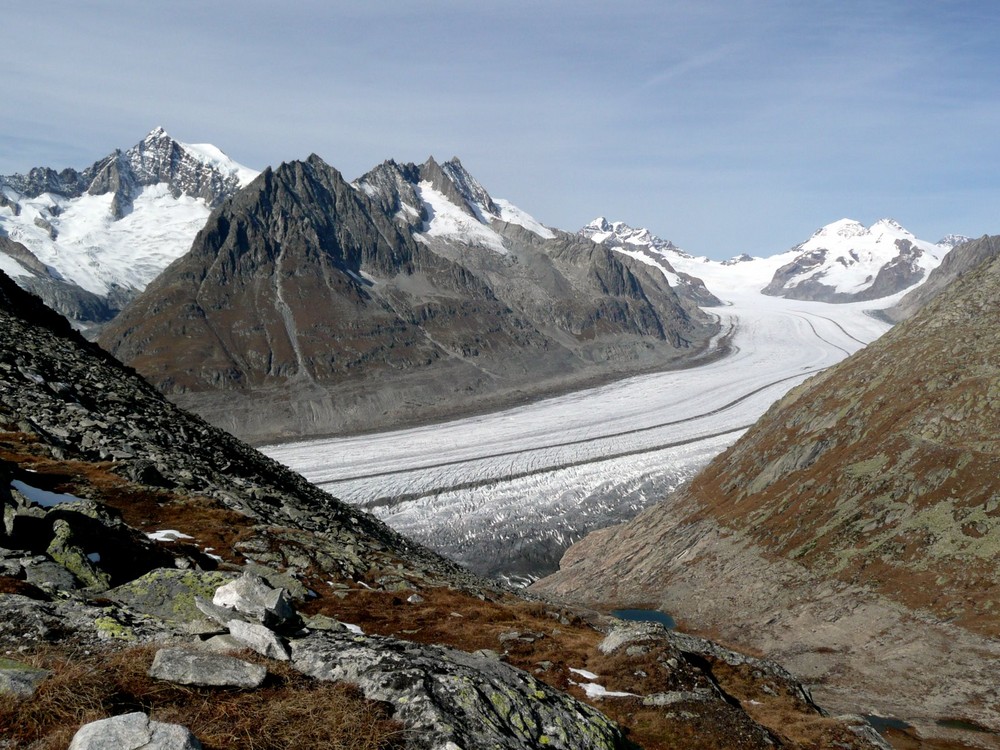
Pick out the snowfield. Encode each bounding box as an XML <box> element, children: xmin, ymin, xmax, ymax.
<box><xmin>263</xmin><ymin>256</ymin><xmax>901</xmax><ymax>585</ymax></box>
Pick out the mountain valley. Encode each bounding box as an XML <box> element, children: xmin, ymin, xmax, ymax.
<box><xmin>534</xmin><ymin>238</ymin><xmax>1000</xmax><ymax>747</ymax></box>
<box><xmin>2</xmin><ymin>129</ymin><xmax>997</xmax><ymax>749</ymax></box>
<box><xmin>0</xmin><ymin>267</ymin><xmax>891</xmax><ymax>749</ymax></box>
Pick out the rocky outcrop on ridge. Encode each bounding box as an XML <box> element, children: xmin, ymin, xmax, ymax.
<box><xmin>579</xmin><ymin>218</ymin><xmax>722</xmax><ymax>308</ymax></box>
<box><xmin>537</xmin><ymin>239</ymin><xmax>1000</xmax><ymax>746</ymax></box>
<box><xmin>879</xmin><ymin>234</ymin><xmax>1000</xmax><ymax>322</ymax></box>
<box><xmin>100</xmin><ymin>154</ymin><xmax>717</xmax><ymax>442</ymax></box>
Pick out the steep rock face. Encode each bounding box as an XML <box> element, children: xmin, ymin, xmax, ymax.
<box><xmin>580</xmin><ymin>218</ymin><xmax>722</xmax><ymax>308</ymax></box>
<box><xmin>101</xmin><ymin>155</ymin><xmax>717</xmax><ymax>442</ymax></box>
<box><xmin>880</xmin><ymin>234</ymin><xmax>1000</xmax><ymax>322</ymax></box>
<box><xmin>0</xmin><ymin>128</ymin><xmax>255</xmax><ymax>326</ymax></box>
<box><xmin>536</xmin><ymin>249</ymin><xmax>1000</xmax><ymax>743</ymax></box>
<box><xmin>761</xmin><ymin>218</ymin><xmax>953</xmax><ymax>303</ymax></box>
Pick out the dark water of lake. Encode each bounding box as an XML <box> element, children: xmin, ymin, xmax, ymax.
<box><xmin>610</xmin><ymin>609</ymin><xmax>676</xmax><ymax>629</ymax></box>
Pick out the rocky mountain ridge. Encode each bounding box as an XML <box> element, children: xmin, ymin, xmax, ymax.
<box><xmin>579</xmin><ymin>218</ymin><xmax>721</xmax><ymax>307</ymax></box>
<box><xmin>0</xmin><ymin>128</ymin><xmax>256</xmax><ymax>326</ymax></box>
<box><xmin>879</xmin><ymin>234</ymin><xmax>1000</xmax><ymax>323</ymax></box>
<box><xmin>0</xmin><ymin>271</ymin><xmax>887</xmax><ymax>749</ymax></box>
<box><xmin>99</xmin><ymin>154</ymin><xmax>718</xmax><ymax>442</ymax></box>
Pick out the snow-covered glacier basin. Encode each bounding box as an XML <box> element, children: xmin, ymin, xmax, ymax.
<box><xmin>264</xmin><ymin>279</ymin><xmax>896</xmax><ymax>585</ymax></box>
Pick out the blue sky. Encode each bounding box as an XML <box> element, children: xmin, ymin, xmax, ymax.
<box><xmin>3</xmin><ymin>1</ymin><xmax>998</xmax><ymax>259</ymax></box>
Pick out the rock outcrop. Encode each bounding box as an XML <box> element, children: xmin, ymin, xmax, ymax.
<box><xmin>879</xmin><ymin>234</ymin><xmax>1000</xmax><ymax>322</ymax></box>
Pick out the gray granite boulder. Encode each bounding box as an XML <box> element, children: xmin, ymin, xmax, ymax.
<box><xmin>291</xmin><ymin>629</ymin><xmax>629</xmax><ymax>750</ymax></box>
<box><xmin>212</xmin><ymin>571</ymin><xmax>296</xmax><ymax>629</ymax></box>
<box><xmin>149</xmin><ymin>648</ymin><xmax>266</xmax><ymax>688</ymax></box>
<box><xmin>68</xmin><ymin>711</ymin><xmax>202</xmax><ymax>750</ymax></box>
<box><xmin>228</xmin><ymin>619</ymin><xmax>290</xmax><ymax>661</ymax></box>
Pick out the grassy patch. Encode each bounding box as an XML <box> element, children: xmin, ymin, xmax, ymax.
<box><xmin>0</xmin><ymin>645</ymin><xmax>403</xmax><ymax>750</ymax></box>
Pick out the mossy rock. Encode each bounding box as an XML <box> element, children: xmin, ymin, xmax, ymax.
<box><xmin>0</xmin><ymin>657</ymin><xmax>52</xmax><ymax>697</ymax></box>
<box><xmin>106</xmin><ymin>568</ymin><xmax>235</xmax><ymax>624</ymax></box>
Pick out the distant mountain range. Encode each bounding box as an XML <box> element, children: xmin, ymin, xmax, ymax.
<box><xmin>0</xmin><ymin>129</ymin><xmax>973</xmax><ymax>442</ymax></box>
<box><xmin>96</xmin><ymin>152</ymin><xmax>715</xmax><ymax>441</ymax></box>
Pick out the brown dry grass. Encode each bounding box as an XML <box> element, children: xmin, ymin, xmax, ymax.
<box><xmin>0</xmin><ymin>645</ymin><xmax>404</xmax><ymax>750</ymax></box>
<box><xmin>301</xmin><ymin>584</ymin><xmax>886</xmax><ymax>750</ymax></box>
<box><xmin>0</xmin><ymin>430</ymin><xmax>255</xmax><ymax>566</ymax></box>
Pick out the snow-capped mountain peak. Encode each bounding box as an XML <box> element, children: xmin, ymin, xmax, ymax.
<box><xmin>139</xmin><ymin>127</ymin><xmax>258</xmax><ymax>189</ymax></box>
<box><xmin>580</xmin><ymin>217</ymin><xmax>690</xmax><ymax>259</ymax></box>
<box><xmin>936</xmin><ymin>233</ymin><xmax>972</xmax><ymax>249</ymax></box>
<box><xmin>763</xmin><ymin>218</ymin><xmax>955</xmax><ymax>303</ymax></box>
<box><xmin>0</xmin><ymin>129</ymin><xmax>259</xmax><ymax>321</ymax></box>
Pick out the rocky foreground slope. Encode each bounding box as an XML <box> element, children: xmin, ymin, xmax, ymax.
<box><xmin>99</xmin><ymin>155</ymin><xmax>716</xmax><ymax>442</ymax></box>
<box><xmin>536</xmin><ymin>236</ymin><xmax>1000</xmax><ymax>747</ymax></box>
<box><xmin>0</xmin><ymin>271</ymin><xmax>885</xmax><ymax>748</ymax></box>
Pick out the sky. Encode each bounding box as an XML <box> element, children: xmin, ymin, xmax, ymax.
<box><xmin>2</xmin><ymin>0</ymin><xmax>998</xmax><ymax>259</ymax></box>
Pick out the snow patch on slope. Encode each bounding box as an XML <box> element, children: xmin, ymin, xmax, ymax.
<box><xmin>493</xmin><ymin>199</ymin><xmax>556</xmax><ymax>239</ymax></box>
<box><xmin>416</xmin><ymin>181</ymin><xmax>508</xmax><ymax>254</ymax></box>
<box><xmin>0</xmin><ymin>254</ymin><xmax>30</xmax><ymax>280</ymax></box>
<box><xmin>180</xmin><ymin>140</ymin><xmax>259</xmax><ymax>187</ymax></box>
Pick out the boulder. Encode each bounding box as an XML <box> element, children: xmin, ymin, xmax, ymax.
<box><xmin>598</xmin><ymin>620</ymin><xmax>669</xmax><ymax>655</ymax></box>
<box><xmin>211</xmin><ymin>571</ymin><xmax>297</xmax><ymax>629</ymax></box>
<box><xmin>107</xmin><ymin>570</ymin><xmax>235</xmax><ymax>625</ymax></box>
<box><xmin>68</xmin><ymin>712</ymin><xmax>202</xmax><ymax>750</ymax></box>
<box><xmin>292</xmin><ymin>630</ymin><xmax>630</xmax><ymax>750</ymax></box>
<box><xmin>228</xmin><ymin>619</ymin><xmax>290</xmax><ymax>661</ymax></box>
<box><xmin>0</xmin><ymin>657</ymin><xmax>51</xmax><ymax>697</ymax></box>
<box><xmin>149</xmin><ymin>648</ymin><xmax>266</xmax><ymax>688</ymax></box>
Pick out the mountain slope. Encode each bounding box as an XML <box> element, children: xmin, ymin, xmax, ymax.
<box><xmin>0</xmin><ymin>128</ymin><xmax>256</xmax><ymax>326</ymax></box>
<box><xmin>879</xmin><ymin>234</ymin><xmax>1000</xmax><ymax>322</ymax></box>
<box><xmin>761</xmin><ymin>218</ymin><xmax>957</xmax><ymax>302</ymax></box>
<box><xmin>579</xmin><ymin>218</ymin><xmax>722</xmax><ymax>307</ymax></box>
<box><xmin>535</xmin><ymin>245</ymin><xmax>1000</xmax><ymax>743</ymax></box>
<box><xmin>99</xmin><ymin>155</ymin><xmax>718</xmax><ymax>442</ymax></box>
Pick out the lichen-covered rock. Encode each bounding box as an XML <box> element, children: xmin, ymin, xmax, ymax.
<box><xmin>291</xmin><ymin>630</ymin><xmax>630</xmax><ymax>750</ymax></box>
<box><xmin>0</xmin><ymin>657</ymin><xmax>51</xmax><ymax>697</ymax></box>
<box><xmin>107</xmin><ymin>570</ymin><xmax>235</xmax><ymax>624</ymax></box>
<box><xmin>46</xmin><ymin>518</ymin><xmax>111</xmax><ymax>590</ymax></box>
<box><xmin>149</xmin><ymin>648</ymin><xmax>266</xmax><ymax>688</ymax></box>
<box><xmin>68</xmin><ymin>711</ymin><xmax>202</xmax><ymax>750</ymax></box>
